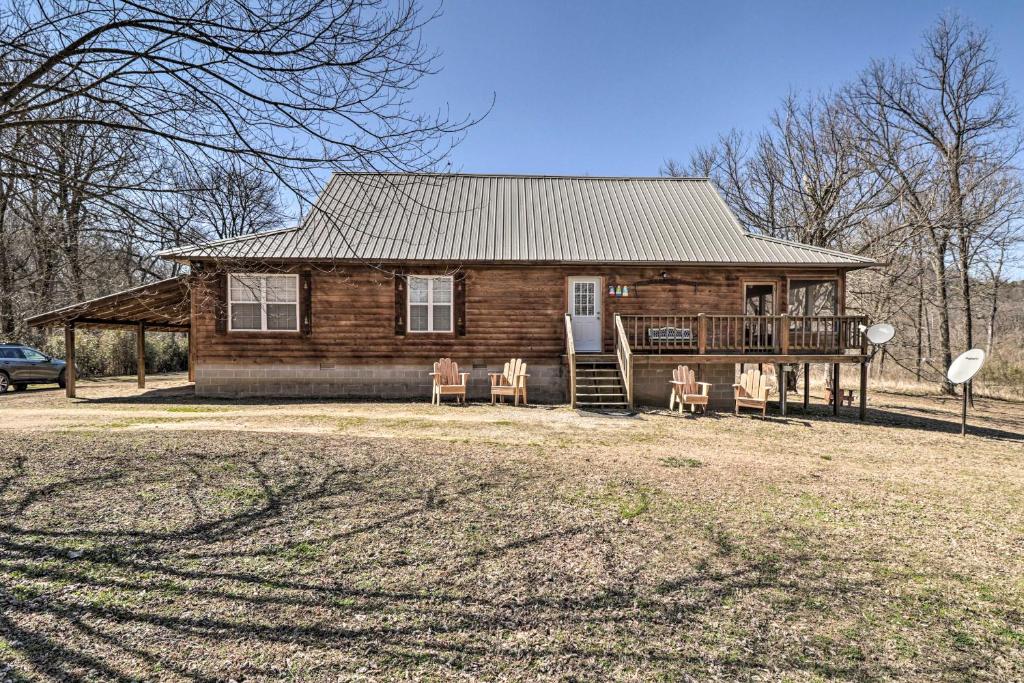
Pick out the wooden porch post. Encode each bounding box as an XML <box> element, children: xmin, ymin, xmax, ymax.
<box><xmin>803</xmin><ymin>363</ymin><xmax>810</xmax><ymax>410</ymax></box>
<box><xmin>136</xmin><ymin>322</ymin><xmax>146</xmax><ymax>389</ymax></box>
<box><xmin>778</xmin><ymin>363</ymin><xmax>787</xmax><ymax>416</ymax></box>
<box><xmin>832</xmin><ymin>363</ymin><xmax>840</xmax><ymax>416</ymax></box>
<box><xmin>859</xmin><ymin>359</ymin><xmax>868</xmax><ymax>421</ymax></box>
<box><xmin>187</xmin><ymin>329</ymin><xmax>195</xmax><ymax>383</ymax></box>
<box><xmin>64</xmin><ymin>322</ymin><xmax>76</xmax><ymax>399</ymax></box>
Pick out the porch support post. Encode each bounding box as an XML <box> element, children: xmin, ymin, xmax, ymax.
<box><xmin>777</xmin><ymin>363</ymin><xmax>787</xmax><ymax>416</ymax></box>
<box><xmin>859</xmin><ymin>359</ymin><xmax>868</xmax><ymax>421</ymax></box>
<box><xmin>136</xmin><ymin>322</ymin><xmax>146</xmax><ymax>389</ymax></box>
<box><xmin>187</xmin><ymin>329</ymin><xmax>195</xmax><ymax>383</ymax></box>
<box><xmin>64</xmin><ymin>322</ymin><xmax>76</xmax><ymax>399</ymax></box>
<box><xmin>803</xmin><ymin>363</ymin><xmax>810</xmax><ymax>410</ymax></box>
<box><xmin>832</xmin><ymin>363</ymin><xmax>840</xmax><ymax>416</ymax></box>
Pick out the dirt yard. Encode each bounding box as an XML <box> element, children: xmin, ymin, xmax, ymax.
<box><xmin>0</xmin><ymin>375</ymin><xmax>1022</xmax><ymax>681</ymax></box>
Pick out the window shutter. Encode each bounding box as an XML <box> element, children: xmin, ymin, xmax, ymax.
<box><xmin>214</xmin><ymin>272</ymin><xmax>227</xmax><ymax>335</ymax></box>
<box><xmin>394</xmin><ymin>274</ymin><xmax>406</xmax><ymax>335</ymax></box>
<box><xmin>454</xmin><ymin>271</ymin><xmax>467</xmax><ymax>336</ymax></box>
<box><xmin>301</xmin><ymin>271</ymin><xmax>312</xmax><ymax>336</ymax></box>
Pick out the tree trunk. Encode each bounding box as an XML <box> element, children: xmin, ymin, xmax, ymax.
<box><xmin>929</xmin><ymin>246</ymin><xmax>954</xmax><ymax>394</ymax></box>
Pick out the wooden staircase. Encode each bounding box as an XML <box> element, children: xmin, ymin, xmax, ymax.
<box><xmin>572</xmin><ymin>354</ymin><xmax>629</xmax><ymax>409</ymax></box>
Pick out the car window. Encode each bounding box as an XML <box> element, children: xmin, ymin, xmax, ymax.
<box><xmin>21</xmin><ymin>348</ymin><xmax>46</xmax><ymax>361</ymax></box>
<box><xmin>0</xmin><ymin>348</ymin><xmax>24</xmax><ymax>359</ymax></box>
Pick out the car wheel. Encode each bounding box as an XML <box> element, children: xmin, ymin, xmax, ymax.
<box><xmin>0</xmin><ymin>372</ymin><xmax>8</xmax><ymax>393</ymax></box>
<box><xmin>13</xmin><ymin>383</ymin><xmax>27</xmax><ymax>392</ymax></box>
<box><xmin>57</xmin><ymin>370</ymin><xmax>66</xmax><ymax>389</ymax></box>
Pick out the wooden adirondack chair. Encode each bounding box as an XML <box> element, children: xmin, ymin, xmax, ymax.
<box><xmin>489</xmin><ymin>358</ymin><xmax>529</xmax><ymax>405</ymax></box>
<box><xmin>733</xmin><ymin>368</ymin><xmax>769</xmax><ymax>415</ymax></box>
<box><xmin>668</xmin><ymin>365</ymin><xmax>711</xmax><ymax>414</ymax></box>
<box><xmin>429</xmin><ymin>358</ymin><xmax>469</xmax><ymax>405</ymax></box>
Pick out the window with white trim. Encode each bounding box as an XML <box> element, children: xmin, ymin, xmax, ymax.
<box><xmin>408</xmin><ymin>275</ymin><xmax>453</xmax><ymax>333</ymax></box>
<box><xmin>228</xmin><ymin>274</ymin><xmax>299</xmax><ymax>331</ymax></box>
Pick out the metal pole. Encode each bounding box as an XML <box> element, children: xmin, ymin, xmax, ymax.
<box><xmin>961</xmin><ymin>380</ymin><xmax>969</xmax><ymax>437</ymax></box>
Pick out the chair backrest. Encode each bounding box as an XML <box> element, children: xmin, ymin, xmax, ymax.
<box><xmin>672</xmin><ymin>365</ymin><xmax>697</xmax><ymax>394</ymax></box>
<box><xmin>434</xmin><ymin>358</ymin><xmax>460</xmax><ymax>385</ymax></box>
<box><xmin>504</xmin><ymin>358</ymin><xmax>526</xmax><ymax>385</ymax></box>
<box><xmin>738</xmin><ymin>368</ymin><xmax>767</xmax><ymax>401</ymax></box>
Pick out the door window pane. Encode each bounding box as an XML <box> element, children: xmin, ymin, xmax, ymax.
<box><xmin>22</xmin><ymin>349</ymin><xmax>46</xmax><ymax>361</ymax></box>
<box><xmin>574</xmin><ymin>282</ymin><xmax>595</xmax><ymax>316</ymax></box>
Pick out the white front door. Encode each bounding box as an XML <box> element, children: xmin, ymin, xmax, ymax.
<box><xmin>568</xmin><ymin>277</ymin><xmax>602</xmax><ymax>352</ymax></box>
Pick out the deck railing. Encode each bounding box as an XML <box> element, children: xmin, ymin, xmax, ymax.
<box><xmin>614</xmin><ymin>314</ymin><xmax>634</xmax><ymax>409</ymax></box>
<box><xmin>619</xmin><ymin>314</ymin><xmax>867</xmax><ymax>355</ymax></box>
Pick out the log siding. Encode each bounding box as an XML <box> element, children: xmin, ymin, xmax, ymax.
<box><xmin>190</xmin><ymin>264</ymin><xmax>850</xmax><ymax>365</ymax></box>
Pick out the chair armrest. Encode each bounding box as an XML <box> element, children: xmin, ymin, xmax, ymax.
<box><xmin>696</xmin><ymin>382</ymin><xmax>712</xmax><ymax>395</ymax></box>
<box><xmin>459</xmin><ymin>372</ymin><xmax>471</xmax><ymax>385</ymax></box>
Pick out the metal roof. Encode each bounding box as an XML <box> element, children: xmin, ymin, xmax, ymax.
<box><xmin>26</xmin><ymin>276</ymin><xmax>191</xmax><ymax>331</ymax></box>
<box><xmin>159</xmin><ymin>173</ymin><xmax>875</xmax><ymax>267</ymax></box>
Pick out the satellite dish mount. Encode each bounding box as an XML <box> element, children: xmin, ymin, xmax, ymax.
<box><xmin>946</xmin><ymin>349</ymin><xmax>986</xmax><ymax>437</ymax></box>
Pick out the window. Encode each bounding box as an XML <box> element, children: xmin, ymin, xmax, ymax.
<box><xmin>22</xmin><ymin>348</ymin><xmax>46</xmax><ymax>361</ymax></box>
<box><xmin>788</xmin><ymin>280</ymin><xmax>837</xmax><ymax>316</ymax></box>
<box><xmin>0</xmin><ymin>348</ymin><xmax>21</xmax><ymax>359</ymax></box>
<box><xmin>573</xmin><ymin>281</ymin><xmax>595</xmax><ymax>316</ymax></box>
<box><xmin>228</xmin><ymin>274</ymin><xmax>299</xmax><ymax>331</ymax></box>
<box><xmin>408</xmin><ymin>275</ymin><xmax>453</xmax><ymax>333</ymax></box>
<box><xmin>744</xmin><ymin>283</ymin><xmax>776</xmax><ymax>316</ymax></box>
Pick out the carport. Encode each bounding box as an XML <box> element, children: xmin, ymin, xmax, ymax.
<box><xmin>25</xmin><ymin>276</ymin><xmax>192</xmax><ymax>397</ymax></box>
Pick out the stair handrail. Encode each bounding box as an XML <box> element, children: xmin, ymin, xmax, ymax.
<box><xmin>614</xmin><ymin>313</ymin><xmax>634</xmax><ymax>409</ymax></box>
<box><xmin>564</xmin><ymin>313</ymin><xmax>576</xmax><ymax>408</ymax></box>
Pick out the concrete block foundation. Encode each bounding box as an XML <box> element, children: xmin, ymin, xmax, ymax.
<box><xmin>195</xmin><ymin>361</ymin><xmax>568</xmax><ymax>403</ymax></box>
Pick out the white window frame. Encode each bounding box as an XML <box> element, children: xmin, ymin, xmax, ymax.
<box><xmin>227</xmin><ymin>274</ymin><xmax>300</xmax><ymax>332</ymax></box>
<box><xmin>407</xmin><ymin>275</ymin><xmax>454</xmax><ymax>333</ymax></box>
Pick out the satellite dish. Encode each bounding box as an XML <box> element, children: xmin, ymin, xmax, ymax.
<box><xmin>947</xmin><ymin>349</ymin><xmax>986</xmax><ymax>385</ymax></box>
<box><xmin>864</xmin><ymin>323</ymin><xmax>895</xmax><ymax>346</ymax></box>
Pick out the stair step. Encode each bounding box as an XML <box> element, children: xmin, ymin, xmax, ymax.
<box><xmin>577</xmin><ymin>402</ymin><xmax>629</xmax><ymax>408</ymax></box>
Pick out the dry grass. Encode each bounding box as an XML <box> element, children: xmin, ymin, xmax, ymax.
<box><xmin>0</xmin><ymin>375</ymin><xmax>1022</xmax><ymax>681</ymax></box>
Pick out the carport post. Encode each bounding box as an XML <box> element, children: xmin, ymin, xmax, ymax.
<box><xmin>64</xmin><ymin>322</ymin><xmax>76</xmax><ymax>398</ymax></box>
<box><xmin>136</xmin><ymin>322</ymin><xmax>146</xmax><ymax>389</ymax></box>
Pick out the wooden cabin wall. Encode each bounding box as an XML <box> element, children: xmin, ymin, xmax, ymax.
<box><xmin>190</xmin><ymin>264</ymin><xmax>847</xmax><ymax>364</ymax></box>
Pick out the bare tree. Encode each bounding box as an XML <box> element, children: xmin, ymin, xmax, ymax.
<box><xmin>850</xmin><ymin>14</ymin><xmax>1021</xmax><ymax>363</ymax></box>
<box><xmin>0</xmin><ymin>0</ymin><xmax>480</xmax><ymax>233</ymax></box>
<box><xmin>666</xmin><ymin>93</ymin><xmax>889</xmax><ymax>252</ymax></box>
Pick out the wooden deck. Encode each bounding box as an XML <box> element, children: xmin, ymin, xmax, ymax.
<box><xmin>565</xmin><ymin>313</ymin><xmax>872</xmax><ymax>419</ymax></box>
<box><xmin>617</xmin><ymin>313</ymin><xmax>868</xmax><ymax>357</ymax></box>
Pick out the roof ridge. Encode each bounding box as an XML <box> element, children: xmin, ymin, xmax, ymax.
<box><xmin>329</xmin><ymin>171</ymin><xmax>711</xmax><ymax>181</ymax></box>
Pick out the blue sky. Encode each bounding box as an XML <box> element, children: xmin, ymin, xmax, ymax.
<box><xmin>415</xmin><ymin>0</ymin><xmax>1024</xmax><ymax>176</ymax></box>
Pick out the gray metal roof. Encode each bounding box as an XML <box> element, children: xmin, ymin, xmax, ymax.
<box><xmin>159</xmin><ymin>173</ymin><xmax>875</xmax><ymax>267</ymax></box>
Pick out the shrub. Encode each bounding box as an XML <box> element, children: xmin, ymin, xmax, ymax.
<box><xmin>36</xmin><ymin>329</ymin><xmax>188</xmax><ymax>378</ymax></box>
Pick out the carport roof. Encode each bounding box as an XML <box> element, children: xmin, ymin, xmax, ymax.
<box><xmin>25</xmin><ymin>276</ymin><xmax>191</xmax><ymax>331</ymax></box>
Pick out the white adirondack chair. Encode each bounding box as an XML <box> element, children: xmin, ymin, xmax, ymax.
<box><xmin>668</xmin><ymin>364</ymin><xmax>711</xmax><ymax>414</ymax></box>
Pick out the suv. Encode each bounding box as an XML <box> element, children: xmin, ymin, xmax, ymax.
<box><xmin>0</xmin><ymin>343</ymin><xmax>69</xmax><ymax>393</ymax></box>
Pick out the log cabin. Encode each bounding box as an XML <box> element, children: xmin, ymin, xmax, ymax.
<box><xmin>27</xmin><ymin>173</ymin><xmax>877</xmax><ymax>415</ymax></box>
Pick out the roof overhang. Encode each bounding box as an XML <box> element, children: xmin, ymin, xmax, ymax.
<box><xmin>25</xmin><ymin>277</ymin><xmax>191</xmax><ymax>332</ymax></box>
